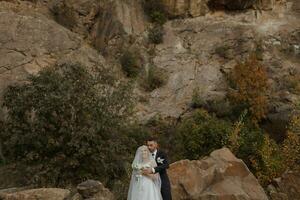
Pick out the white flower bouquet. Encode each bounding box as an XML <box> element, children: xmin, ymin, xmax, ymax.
<box><xmin>132</xmin><ymin>163</ymin><xmax>151</xmax><ymax>170</ymax></box>
<box><xmin>132</xmin><ymin>163</ymin><xmax>151</xmax><ymax>182</ymax></box>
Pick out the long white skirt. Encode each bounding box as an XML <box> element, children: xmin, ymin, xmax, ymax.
<box><xmin>127</xmin><ymin>175</ymin><xmax>162</xmax><ymax>200</ymax></box>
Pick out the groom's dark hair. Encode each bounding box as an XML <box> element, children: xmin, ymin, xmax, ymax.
<box><xmin>146</xmin><ymin>136</ymin><xmax>158</xmax><ymax>143</ymax></box>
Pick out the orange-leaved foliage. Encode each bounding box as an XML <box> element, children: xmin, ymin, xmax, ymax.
<box><xmin>229</xmin><ymin>54</ymin><xmax>269</xmax><ymax>125</ymax></box>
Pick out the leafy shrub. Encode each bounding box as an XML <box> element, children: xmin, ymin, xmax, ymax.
<box><xmin>281</xmin><ymin>131</ymin><xmax>300</xmax><ymax>170</ymax></box>
<box><xmin>143</xmin><ymin>0</ymin><xmax>167</xmax><ymax>25</ymax></box>
<box><xmin>288</xmin><ymin>113</ymin><xmax>300</xmax><ymax>134</ymax></box>
<box><xmin>206</xmin><ymin>99</ymin><xmax>233</xmax><ymax>118</ymax></box>
<box><xmin>254</xmin><ymin>39</ymin><xmax>264</xmax><ymax>61</ymax></box>
<box><xmin>191</xmin><ymin>87</ymin><xmax>206</xmax><ymax>108</ymax></box>
<box><xmin>281</xmin><ymin>114</ymin><xmax>300</xmax><ymax>170</ymax></box>
<box><xmin>248</xmin><ymin>134</ymin><xmax>284</xmax><ymax>186</ymax></box>
<box><xmin>236</xmin><ymin>123</ymin><xmax>284</xmax><ymax>186</ymax></box>
<box><xmin>228</xmin><ymin>54</ymin><xmax>269</xmax><ymax>125</ymax></box>
<box><xmin>148</xmin><ymin>25</ymin><xmax>164</xmax><ymax>44</ymax></box>
<box><xmin>120</xmin><ymin>51</ymin><xmax>140</xmax><ymax>78</ymax></box>
<box><xmin>228</xmin><ymin>109</ymin><xmax>248</xmax><ymax>153</ymax></box>
<box><xmin>191</xmin><ymin>87</ymin><xmax>233</xmax><ymax>117</ymax></box>
<box><xmin>0</xmin><ymin>63</ymin><xmax>134</xmax><ymax>187</ymax></box>
<box><xmin>0</xmin><ymin>121</ymin><xmax>4</xmax><ymax>165</ymax></box>
<box><xmin>175</xmin><ymin>109</ymin><xmax>233</xmax><ymax>159</ymax></box>
<box><xmin>145</xmin><ymin>115</ymin><xmax>177</xmax><ymax>156</ymax></box>
<box><xmin>215</xmin><ymin>45</ymin><xmax>230</xmax><ymax>58</ymax></box>
<box><xmin>283</xmin><ymin>73</ymin><xmax>300</xmax><ymax>95</ymax></box>
<box><xmin>140</xmin><ymin>65</ymin><xmax>166</xmax><ymax>91</ymax></box>
<box><xmin>174</xmin><ymin>108</ymin><xmax>284</xmax><ymax>186</ymax></box>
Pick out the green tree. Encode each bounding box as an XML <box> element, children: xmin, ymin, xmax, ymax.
<box><xmin>175</xmin><ymin>109</ymin><xmax>233</xmax><ymax>159</ymax></box>
<box><xmin>1</xmin><ymin>63</ymin><xmax>134</xmax><ymax>187</ymax></box>
<box><xmin>236</xmin><ymin>123</ymin><xmax>284</xmax><ymax>186</ymax></box>
<box><xmin>140</xmin><ymin>65</ymin><xmax>166</xmax><ymax>91</ymax></box>
<box><xmin>148</xmin><ymin>25</ymin><xmax>164</xmax><ymax>44</ymax></box>
<box><xmin>143</xmin><ymin>0</ymin><xmax>167</xmax><ymax>25</ymax></box>
<box><xmin>120</xmin><ymin>50</ymin><xmax>140</xmax><ymax>78</ymax></box>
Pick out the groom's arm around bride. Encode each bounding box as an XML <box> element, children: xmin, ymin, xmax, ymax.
<box><xmin>152</xmin><ymin>150</ymin><xmax>169</xmax><ymax>174</ymax></box>
<box><xmin>143</xmin><ymin>137</ymin><xmax>172</xmax><ymax>200</ymax></box>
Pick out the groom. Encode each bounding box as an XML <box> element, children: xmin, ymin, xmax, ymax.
<box><xmin>143</xmin><ymin>137</ymin><xmax>172</xmax><ymax>200</ymax></box>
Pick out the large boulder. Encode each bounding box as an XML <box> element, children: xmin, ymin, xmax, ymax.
<box><xmin>168</xmin><ymin>147</ymin><xmax>269</xmax><ymax>200</ymax></box>
<box><xmin>0</xmin><ymin>188</ymin><xmax>70</xmax><ymax>200</ymax></box>
<box><xmin>0</xmin><ymin>180</ymin><xmax>114</xmax><ymax>200</ymax></box>
<box><xmin>75</xmin><ymin>180</ymin><xmax>114</xmax><ymax>200</ymax></box>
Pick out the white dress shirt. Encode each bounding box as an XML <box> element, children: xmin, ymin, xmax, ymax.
<box><xmin>151</xmin><ymin>149</ymin><xmax>158</xmax><ymax>173</ymax></box>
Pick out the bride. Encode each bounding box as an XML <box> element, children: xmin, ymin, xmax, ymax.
<box><xmin>127</xmin><ymin>145</ymin><xmax>162</xmax><ymax>200</ymax></box>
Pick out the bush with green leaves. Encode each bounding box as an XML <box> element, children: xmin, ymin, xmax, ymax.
<box><xmin>281</xmin><ymin>114</ymin><xmax>300</xmax><ymax>171</ymax></box>
<box><xmin>0</xmin><ymin>63</ymin><xmax>134</xmax><ymax>187</ymax></box>
<box><xmin>173</xmin><ymin>108</ymin><xmax>284</xmax><ymax>186</ymax></box>
<box><xmin>191</xmin><ymin>87</ymin><xmax>206</xmax><ymax>108</ymax></box>
<box><xmin>236</xmin><ymin>124</ymin><xmax>284</xmax><ymax>185</ymax></box>
<box><xmin>148</xmin><ymin>25</ymin><xmax>164</xmax><ymax>44</ymax></box>
<box><xmin>120</xmin><ymin>50</ymin><xmax>140</xmax><ymax>78</ymax></box>
<box><xmin>175</xmin><ymin>109</ymin><xmax>233</xmax><ymax>159</ymax></box>
<box><xmin>140</xmin><ymin>65</ymin><xmax>166</xmax><ymax>91</ymax></box>
<box><xmin>143</xmin><ymin>0</ymin><xmax>167</xmax><ymax>25</ymax></box>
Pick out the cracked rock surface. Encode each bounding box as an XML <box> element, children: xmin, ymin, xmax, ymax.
<box><xmin>0</xmin><ymin>1</ymin><xmax>106</xmax><ymax>109</ymax></box>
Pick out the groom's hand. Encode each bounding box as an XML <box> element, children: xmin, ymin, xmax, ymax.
<box><xmin>142</xmin><ymin>168</ymin><xmax>152</xmax><ymax>175</ymax></box>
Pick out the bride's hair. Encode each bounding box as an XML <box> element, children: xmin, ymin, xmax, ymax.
<box><xmin>132</xmin><ymin>145</ymin><xmax>156</xmax><ymax>166</ymax></box>
<box><xmin>137</xmin><ymin>145</ymin><xmax>151</xmax><ymax>162</ymax></box>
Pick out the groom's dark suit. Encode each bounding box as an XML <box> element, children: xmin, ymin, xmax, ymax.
<box><xmin>154</xmin><ymin>149</ymin><xmax>172</xmax><ymax>200</ymax></box>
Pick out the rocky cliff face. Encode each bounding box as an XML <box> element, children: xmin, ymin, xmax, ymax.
<box><xmin>0</xmin><ymin>0</ymin><xmax>299</xmax><ymax>125</ymax></box>
<box><xmin>49</xmin><ymin>0</ymin><xmax>146</xmax><ymax>54</ymax></box>
<box><xmin>162</xmin><ymin>0</ymin><xmax>209</xmax><ymax>17</ymax></box>
<box><xmin>136</xmin><ymin>1</ymin><xmax>300</xmax><ymax>123</ymax></box>
<box><xmin>0</xmin><ymin>0</ymin><xmax>108</xmax><ymax>98</ymax></box>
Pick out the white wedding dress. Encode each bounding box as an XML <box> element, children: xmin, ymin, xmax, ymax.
<box><xmin>127</xmin><ymin>146</ymin><xmax>163</xmax><ymax>200</ymax></box>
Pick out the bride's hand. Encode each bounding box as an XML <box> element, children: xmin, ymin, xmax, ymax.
<box><xmin>142</xmin><ymin>168</ymin><xmax>152</xmax><ymax>175</ymax></box>
<box><xmin>144</xmin><ymin>173</ymin><xmax>158</xmax><ymax>181</ymax></box>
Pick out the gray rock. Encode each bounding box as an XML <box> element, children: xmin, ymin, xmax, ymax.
<box><xmin>162</xmin><ymin>0</ymin><xmax>209</xmax><ymax>17</ymax></box>
<box><xmin>76</xmin><ymin>180</ymin><xmax>114</xmax><ymax>200</ymax></box>
<box><xmin>77</xmin><ymin>180</ymin><xmax>102</xmax><ymax>198</ymax></box>
<box><xmin>0</xmin><ymin>188</ymin><xmax>70</xmax><ymax>200</ymax></box>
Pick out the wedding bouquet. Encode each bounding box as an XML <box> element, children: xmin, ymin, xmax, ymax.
<box><xmin>132</xmin><ymin>163</ymin><xmax>151</xmax><ymax>182</ymax></box>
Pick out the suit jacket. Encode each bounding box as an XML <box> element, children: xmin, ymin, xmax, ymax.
<box><xmin>154</xmin><ymin>149</ymin><xmax>172</xmax><ymax>200</ymax></box>
<box><xmin>154</xmin><ymin>149</ymin><xmax>169</xmax><ymax>174</ymax></box>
